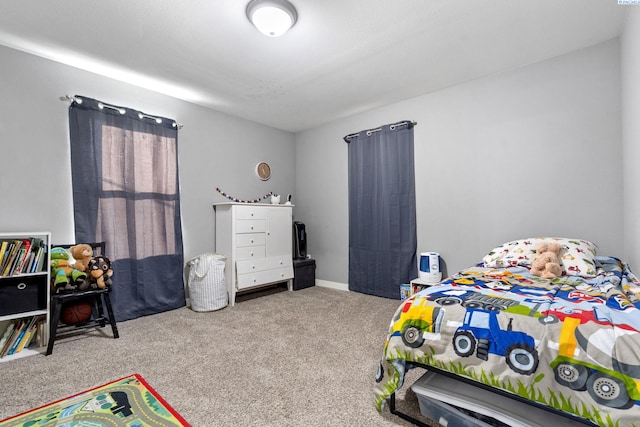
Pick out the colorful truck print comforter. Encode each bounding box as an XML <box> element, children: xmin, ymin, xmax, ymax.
<box><xmin>374</xmin><ymin>257</ymin><xmax>640</xmax><ymax>427</ymax></box>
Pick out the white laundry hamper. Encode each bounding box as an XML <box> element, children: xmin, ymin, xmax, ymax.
<box><xmin>185</xmin><ymin>252</ymin><xmax>228</xmax><ymax>311</ymax></box>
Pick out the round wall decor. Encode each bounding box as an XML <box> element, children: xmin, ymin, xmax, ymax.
<box><xmin>255</xmin><ymin>161</ymin><xmax>271</xmax><ymax>180</ymax></box>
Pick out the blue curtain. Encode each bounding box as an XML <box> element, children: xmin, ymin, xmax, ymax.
<box><xmin>68</xmin><ymin>96</ymin><xmax>185</xmax><ymax>321</ymax></box>
<box><xmin>345</xmin><ymin>121</ymin><xmax>417</xmax><ymax>299</ymax></box>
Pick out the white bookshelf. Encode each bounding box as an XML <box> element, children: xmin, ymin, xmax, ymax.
<box><xmin>0</xmin><ymin>232</ymin><xmax>50</xmax><ymax>361</ymax></box>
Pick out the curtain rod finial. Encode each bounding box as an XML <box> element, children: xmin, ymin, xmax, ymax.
<box><xmin>60</xmin><ymin>95</ymin><xmax>82</xmax><ymax>104</ymax></box>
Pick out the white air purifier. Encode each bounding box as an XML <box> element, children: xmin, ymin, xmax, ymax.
<box><xmin>419</xmin><ymin>252</ymin><xmax>442</xmax><ymax>283</ymax></box>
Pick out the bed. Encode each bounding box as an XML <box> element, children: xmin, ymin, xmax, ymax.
<box><xmin>374</xmin><ymin>237</ymin><xmax>640</xmax><ymax>427</ymax></box>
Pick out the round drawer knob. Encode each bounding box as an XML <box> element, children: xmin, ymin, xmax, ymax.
<box><xmin>252</xmin><ymin>265</ymin><xmax>255</xmax><ymax>270</ymax></box>
<box><xmin>250</xmin><ymin>239</ymin><xmax>254</xmax><ymax>243</ymax></box>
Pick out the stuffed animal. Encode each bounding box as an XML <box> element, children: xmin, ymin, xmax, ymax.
<box><xmin>84</xmin><ymin>255</ymin><xmax>113</xmax><ymax>290</ymax></box>
<box><xmin>530</xmin><ymin>241</ymin><xmax>563</xmax><ymax>279</ymax></box>
<box><xmin>50</xmin><ymin>247</ymin><xmax>87</xmax><ymax>293</ymax></box>
<box><xmin>68</xmin><ymin>243</ymin><xmax>93</xmax><ymax>273</ymax></box>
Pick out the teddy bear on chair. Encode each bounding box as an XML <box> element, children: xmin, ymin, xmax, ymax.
<box><xmin>530</xmin><ymin>241</ymin><xmax>563</xmax><ymax>279</ymax></box>
<box><xmin>68</xmin><ymin>243</ymin><xmax>93</xmax><ymax>273</ymax></box>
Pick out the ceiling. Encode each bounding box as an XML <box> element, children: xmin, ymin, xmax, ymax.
<box><xmin>0</xmin><ymin>1</ymin><xmax>626</xmax><ymax>133</ymax></box>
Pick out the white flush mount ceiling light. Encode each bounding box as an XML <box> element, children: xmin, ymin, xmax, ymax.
<box><xmin>246</xmin><ymin>0</ymin><xmax>297</xmax><ymax>37</ymax></box>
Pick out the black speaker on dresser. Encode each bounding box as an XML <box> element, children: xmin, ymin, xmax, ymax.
<box><xmin>293</xmin><ymin>221</ymin><xmax>307</xmax><ymax>260</ymax></box>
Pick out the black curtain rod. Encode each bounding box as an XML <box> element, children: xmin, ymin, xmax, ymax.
<box><xmin>60</xmin><ymin>94</ymin><xmax>184</xmax><ymax>129</ymax></box>
<box><xmin>343</xmin><ymin>120</ymin><xmax>416</xmax><ymax>142</ymax></box>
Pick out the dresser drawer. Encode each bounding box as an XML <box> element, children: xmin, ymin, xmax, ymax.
<box><xmin>236</xmin><ymin>245</ymin><xmax>265</xmax><ymax>261</ymax></box>
<box><xmin>235</xmin><ymin>206</ymin><xmax>266</xmax><ymax>220</ymax></box>
<box><xmin>236</xmin><ymin>256</ymin><xmax>292</xmax><ymax>275</ymax></box>
<box><xmin>235</xmin><ymin>219</ymin><xmax>266</xmax><ymax>234</ymax></box>
<box><xmin>236</xmin><ymin>233</ymin><xmax>266</xmax><ymax>247</ymax></box>
<box><xmin>0</xmin><ymin>275</ymin><xmax>48</xmax><ymax>316</ymax></box>
<box><xmin>236</xmin><ymin>266</ymin><xmax>294</xmax><ymax>290</ymax></box>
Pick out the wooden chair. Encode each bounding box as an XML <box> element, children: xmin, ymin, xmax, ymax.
<box><xmin>46</xmin><ymin>242</ymin><xmax>119</xmax><ymax>356</ymax></box>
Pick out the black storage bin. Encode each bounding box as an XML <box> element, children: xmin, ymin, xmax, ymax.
<box><xmin>293</xmin><ymin>259</ymin><xmax>315</xmax><ymax>290</ymax></box>
<box><xmin>0</xmin><ymin>275</ymin><xmax>48</xmax><ymax>316</ymax></box>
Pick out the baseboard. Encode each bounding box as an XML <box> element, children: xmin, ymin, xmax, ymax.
<box><xmin>315</xmin><ymin>279</ymin><xmax>349</xmax><ymax>292</ymax></box>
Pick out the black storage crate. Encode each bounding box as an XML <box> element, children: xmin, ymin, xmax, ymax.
<box><xmin>0</xmin><ymin>275</ymin><xmax>48</xmax><ymax>316</ymax></box>
<box><xmin>293</xmin><ymin>258</ymin><xmax>315</xmax><ymax>290</ymax></box>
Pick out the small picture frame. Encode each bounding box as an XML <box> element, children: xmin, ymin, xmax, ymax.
<box><xmin>255</xmin><ymin>161</ymin><xmax>271</xmax><ymax>181</ymax></box>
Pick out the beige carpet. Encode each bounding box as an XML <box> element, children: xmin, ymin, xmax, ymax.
<box><xmin>0</xmin><ymin>286</ymin><xmax>438</xmax><ymax>426</ymax></box>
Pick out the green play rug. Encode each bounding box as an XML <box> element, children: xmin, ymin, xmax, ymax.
<box><xmin>0</xmin><ymin>374</ymin><xmax>190</xmax><ymax>426</ymax></box>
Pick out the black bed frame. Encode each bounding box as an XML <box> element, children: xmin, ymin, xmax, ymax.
<box><xmin>388</xmin><ymin>362</ymin><xmax>598</xmax><ymax>427</ymax></box>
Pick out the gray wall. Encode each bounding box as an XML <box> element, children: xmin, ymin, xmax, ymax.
<box><xmin>622</xmin><ymin>9</ymin><xmax>640</xmax><ymax>272</ymax></box>
<box><xmin>0</xmin><ymin>45</ymin><xmax>295</xmax><ymax>262</ymax></box>
<box><xmin>0</xmin><ymin>35</ymin><xmax>629</xmax><ymax>289</ymax></box>
<box><xmin>295</xmin><ymin>39</ymin><xmax>623</xmax><ymax>284</ymax></box>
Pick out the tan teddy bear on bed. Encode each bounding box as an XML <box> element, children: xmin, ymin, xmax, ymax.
<box><xmin>530</xmin><ymin>241</ymin><xmax>563</xmax><ymax>279</ymax></box>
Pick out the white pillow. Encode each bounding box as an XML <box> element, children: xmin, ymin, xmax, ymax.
<box><xmin>482</xmin><ymin>238</ymin><xmax>537</xmax><ymax>268</ymax></box>
<box><xmin>482</xmin><ymin>237</ymin><xmax>598</xmax><ymax>277</ymax></box>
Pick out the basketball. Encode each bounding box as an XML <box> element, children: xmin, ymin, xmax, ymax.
<box><xmin>60</xmin><ymin>301</ymin><xmax>93</xmax><ymax>325</ymax></box>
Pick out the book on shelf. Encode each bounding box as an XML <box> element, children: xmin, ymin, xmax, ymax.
<box><xmin>0</xmin><ymin>315</ymin><xmax>45</xmax><ymax>358</ymax></box>
<box><xmin>15</xmin><ymin>316</ymin><xmax>39</xmax><ymax>353</ymax></box>
<box><xmin>0</xmin><ymin>240</ymin><xmax>19</xmax><ymax>275</ymax></box>
<box><xmin>24</xmin><ymin>238</ymin><xmax>41</xmax><ymax>273</ymax></box>
<box><xmin>0</xmin><ymin>237</ymin><xmax>47</xmax><ymax>277</ymax></box>
<box><xmin>34</xmin><ymin>243</ymin><xmax>47</xmax><ymax>273</ymax></box>
<box><xmin>1</xmin><ymin>240</ymin><xmax>21</xmax><ymax>276</ymax></box>
<box><xmin>33</xmin><ymin>238</ymin><xmax>46</xmax><ymax>273</ymax></box>
<box><xmin>0</xmin><ymin>322</ymin><xmax>16</xmax><ymax>356</ymax></box>
<box><xmin>26</xmin><ymin>238</ymin><xmax>43</xmax><ymax>273</ymax></box>
<box><xmin>7</xmin><ymin>321</ymin><xmax>28</xmax><ymax>356</ymax></box>
<box><xmin>24</xmin><ymin>321</ymin><xmax>39</xmax><ymax>348</ymax></box>
<box><xmin>30</xmin><ymin>247</ymin><xmax>41</xmax><ymax>273</ymax></box>
<box><xmin>21</xmin><ymin>252</ymin><xmax>34</xmax><ymax>274</ymax></box>
<box><xmin>1</xmin><ymin>319</ymin><xmax>26</xmax><ymax>357</ymax></box>
<box><xmin>0</xmin><ymin>241</ymin><xmax>13</xmax><ymax>273</ymax></box>
<box><xmin>13</xmin><ymin>239</ymin><xmax>31</xmax><ymax>274</ymax></box>
<box><xmin>0</xmin><ymin>241</ymin><xmax>8</xmax><ymax>269</ymax></box>
<box><xmin>10</xmin><ymin>247</ymin><xmax>26</xmax><ymax>275</ymax></box>
<box><xmin>36</xmin><ymin>317</ymin><xmax>46</xmax><ymax>348</ymax></box>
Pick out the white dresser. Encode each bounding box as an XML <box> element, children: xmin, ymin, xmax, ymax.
<box><xmin>213</xmin><ymin>203</ymin><xmax>294</xmax><ymax>306</ymax></box>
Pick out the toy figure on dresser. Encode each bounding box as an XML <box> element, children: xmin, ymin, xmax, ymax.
<box><xmin>50</xmin><ymin>247</ymin><xmax>87</xmax><ymax>293</ymax></box>
<box><xmin>81</xmin><ymin>255</ymin><xmax>114</xmax><ymax>290</ymax></box>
